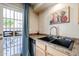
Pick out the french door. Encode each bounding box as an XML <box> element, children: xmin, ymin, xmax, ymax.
<box><xmin>3</xmin><ymin>8</ymin><xmax>23</xmax><ymax>56</ymax></box>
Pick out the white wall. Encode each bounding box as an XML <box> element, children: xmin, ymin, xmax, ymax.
<box><xmin>39</xmin><ymin>3</ymin><xmax>79</xmax><ymax>38</ymax></box>
<box><xmin>29</xmin><ymin>7</ymin><xmax>38</xmax><ymax>34</ymax></box>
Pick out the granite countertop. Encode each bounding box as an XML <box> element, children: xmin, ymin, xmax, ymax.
<box><xmin>30</xmin><ymin>35</ymin><xmax>79</xmax><ymax>56</ymax></box>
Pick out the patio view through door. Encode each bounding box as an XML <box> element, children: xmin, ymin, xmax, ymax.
<box><xmin>3</xmin><ymin>8</ymin><xmax>23</xmax><ymax>56</ymax></box>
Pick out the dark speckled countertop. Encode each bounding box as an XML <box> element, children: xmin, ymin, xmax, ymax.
<box><xmin>30</xmin><ymin>35</ymin><xmax>79</xmax><ymax>56</ymax></box>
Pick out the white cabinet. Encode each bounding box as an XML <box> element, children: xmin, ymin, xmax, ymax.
<box><xmin>36</xmin><ymin>40</ymin><xmax>46</xmax><ymax>56</ymax></box>
<box><xmin>46</xmin><ymin>46</ymin><xmax>68</xmax><ymax>56</ymax></box>
<box><xmin>36</xmin><ymin>46</ymin><xmax>45</xmax><ymax>56</ymax></box>
<box><xmin>36</xmin><ymin>40</ymin><xmax>45</xmax><ymax>51</ymax></box>
<box><xmin>36</xmin><ymin>40</ymin><xmax>68</xmax><ymax>56</ymax></box>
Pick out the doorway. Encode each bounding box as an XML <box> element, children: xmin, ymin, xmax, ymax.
<box><xmin>3</xmin><ymin>8</ymin><xmax>23</xmax><ymax>56</ymax></box>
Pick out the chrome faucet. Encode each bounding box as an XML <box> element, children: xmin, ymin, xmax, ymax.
<box><xmin>50</xmin><ymin>26</ymin><xmax>59</xmax><ymax>36</ymax></box>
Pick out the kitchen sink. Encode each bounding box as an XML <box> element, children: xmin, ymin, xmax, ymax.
<box><xmin>38</xmin><ymin>36</ymin><xmax>54</xmax><ymax>42</ymax></box>
<box><xmin>38</xmin><ymin>35</ymin><xmax>74</xmax><ymax>49</ymax></box>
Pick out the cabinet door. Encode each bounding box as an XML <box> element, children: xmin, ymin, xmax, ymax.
<box><xmin>36</xmin><ymin>40</ymin><xmax>45</xmax><ymax>51</ymax></box>
<box><xmin>36</xmin><ymin>46</ymin><xmax>45</xmax><ymax>56</ymax></box>
<box><xmin>47</xmin><ymin>46</ymin><xmax>67</xmax><ymax>56</ymax></box>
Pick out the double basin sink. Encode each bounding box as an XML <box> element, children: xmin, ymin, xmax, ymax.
<box><xmin>38</xmin><ymin>35</ymin><xmax>74</xmax><ymax>50</ymax></box>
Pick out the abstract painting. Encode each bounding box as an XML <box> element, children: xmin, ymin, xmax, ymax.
<box><xmin>50</xmin><ymin>6</ymin><xmax>70</xmax><ymax>25</ymax></box>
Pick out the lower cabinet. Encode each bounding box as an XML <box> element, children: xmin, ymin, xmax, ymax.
<box><xmin>36</xmin><ymin>40</ymin><xmax>68</xmax><ymax>56</ymax></box>
<box><xmin>46</xmin><ymin>46</ymin><xmax>67</xmax><ymax>56</ymax></box>
<box><xmin>36</xmin><ymin>46</ymin><xmax>45</xmax><ymax>56</ymax></box>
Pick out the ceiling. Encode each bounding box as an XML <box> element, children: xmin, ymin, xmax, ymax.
<box><xmin>31</xmin><ymin>3</ymin><xmax>57</xmax><ymax>14</ymax></box>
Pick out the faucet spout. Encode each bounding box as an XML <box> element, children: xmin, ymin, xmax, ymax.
<box><xmin>50</xmin><ymin>26</ymin><xmax>59</xmax><ymax>36</ymax></box>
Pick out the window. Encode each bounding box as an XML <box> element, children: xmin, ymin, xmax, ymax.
<box><xmin>3</xmin><ymin>8</ymin><xmax>23</xmax><ymax>56</ymax></box>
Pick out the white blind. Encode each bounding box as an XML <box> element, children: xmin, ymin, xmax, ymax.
<box><xmin>1</xmin><ymin>3</ymin><xmax>24</xmax><ymax>56</ymax></box>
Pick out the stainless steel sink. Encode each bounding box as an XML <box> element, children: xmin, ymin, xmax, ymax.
<box><xmin>38</xmin><ymin>35</ymin><xmax>74</xmax><ymax>49</ymax></box>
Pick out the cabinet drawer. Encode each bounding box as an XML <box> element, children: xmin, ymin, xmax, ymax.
<box><xmin>36</xmin><ymin>46</ymin><xmax>45</xmax><ymax>56</ymax></box>
<box><xmin>36</xmin><ymin>40</ymin><xmax>45</xmax><ymax>51</ymax></box>
<box><xmin>47</xmin><ymin>46</ymin><xmax>67</xmax><ymax>56</ymax></box>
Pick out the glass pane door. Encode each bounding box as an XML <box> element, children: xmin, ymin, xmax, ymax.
<box><xmin>3</xmin><ymin>8</ymin><xmax>23</xmax><ymax>56</ymax></box>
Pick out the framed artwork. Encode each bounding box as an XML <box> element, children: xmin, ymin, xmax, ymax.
<box><xmin>50</xmin><ymin>6</ymin><xmax>70</xmax><ymax>25</ymax></box>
